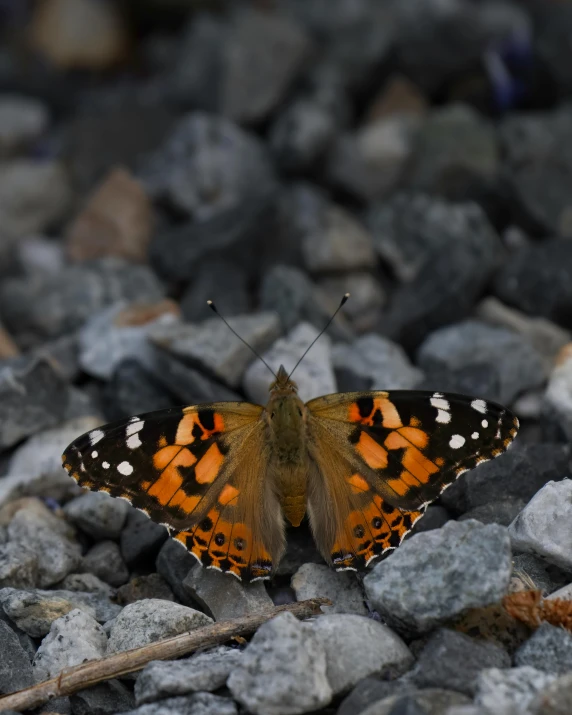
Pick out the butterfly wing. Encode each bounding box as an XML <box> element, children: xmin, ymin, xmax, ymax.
<box><xmin>62</xmin><ymin>403</ymin><xmax>285</xmax><ymax>582</ymax></box>
<box><xmin>305</xmin><ymin>390</ymin><xmax>519</xmax><ymax>571</ymax></box>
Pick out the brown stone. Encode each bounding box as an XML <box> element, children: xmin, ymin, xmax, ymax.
<box><xmin>0</xmin><ymin>322</ymin><xmax>19</xmax><ymax>359</ymax></box>
<box><xmin>66</xmin><ymin>167</ymin><xmax>153</xmax><ymax>263</ymax></box>
<box><xmin>367</xmin><ymin>75</ymin><xmax>428</xmax><ymax>124</ymax></box>
<box><xmin>113</xmin><ymin>299</ymin><xmax>181</xmax><ymax>328</ymax></box>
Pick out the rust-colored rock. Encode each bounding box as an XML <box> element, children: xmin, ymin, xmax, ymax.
<box><xmin>113</xmin><ymin>299</ymin><xmax>181</xmax><ymax>328</ymax></box>
<box><xmin>0</xmin><ymin>322</ymin><xmax>19</xmax><ymax>359</ymax></box>
<box><xmin>367</xmin><ymin>75</ymin><xmax>428</xmax><ymax>124</ymax></box>
<box><xmin>66</xmin><ymin>167</ymin><xmax>153</xmax><ymax>264</ymax></box>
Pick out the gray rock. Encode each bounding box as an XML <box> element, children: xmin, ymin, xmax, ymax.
<box><xmin>83</xmin><ymin>541</ymin><xmax>130</xmax><ymax>588</ymax></box>
<box><xmin>529</xmin><ymin>671</ymin><xmax>572</xmax><ymax>715</ymax></box>
<box><xmin>150</xmin><ymin>312</ymin><xmax>280</xmax><ymax>389</ymax></box>
<box><xmin>364</xmin><ymin>520</ymin><xmax>512</xmax><ymax>636</ymax></box>
<box><xmin>406</xmin><ymin>104</ymin><xmax>498</xmax><ymax>199</ymax></box>
<box><xmin>0</xmin><ymin>542</ymin><xmax>38</xmax><ymax>589</ymax></box>
<box><xmin>515</xmin><ymin>624</ymin><xmax>572</xmax><ymax>676</ymax></box>
<box><xmin>135</xmin><ymin>646</ymin><xmax>242</xmax><ymax>704</ymax></box>
<box><xmin>0</xmin><ymin>620</ymin><xmax>35</xmax><ymax>694</ymax></box>
<box><xmin>182</xmin><ymin>564</ymin><xmax>273</xmax><ymax>621</ymax></box>
<box><xmin>408</xmin><ymin>505</ymin><xmax>450</xmax><ymax>535</ymax></box>
<box><xmin>545</xmin><ymin>348</ymin><xmax>572</xmax><ymax>443</ymax></box>
<box><xmin>360</xmin><ymin>688</ymin><xmax>470</xmax><ymax>715</ymax></box>
<box><xmin>1</xmin><ymin>416</ymin><xmax>101</xmax><ymax>506</ymax></box>
<box><xmin>70</xmin><ymin>680</ymin><xmax>135</xmax><ymax>715</ymax></box>
<box><xmin>0</xmin><ymin>587</ymin><xmax>122</xmax><ymax>637</ymax></box>
<box><xmin>0</xmin><ymin>526</ymin><xmax>6</xmax><ymax>545</ymax></box>
<box><xmin>439</xmin><ymin>444</ymin><xmax>570</xmax><ymax>515</ymax></box>
<box><xmin>122</xmin><ymin>693</ymin><xmax>237</xmax><ymax>715</ymax></box>
<box><xmin>259</xmin><ymin>263</ymin><xmax>350</xmax><ymax>339</ymax></box>
<box><xmin>327</xmin><ymin>115</ymin><xmax>421</xmax><ymax>202</ymax></box>
<box><xmin>58</xmin><ymin>573</ymin><xmax>115</xmax><ymax>598</ymax></box>
<box><xmin>291</xmin><ymin>563</ymin><xmax>367</xmax><ymax>616</ymax></box>
<box><xmin>417</xmin><ymin>319</ymin><xmax>546</xmax><ymax>406</ymax></box>
<box><xmin>512</xmin><ymin>553</ymin><xmax>571</xmax><ymax>597</ymax></box>
<box><xmin>475</xmin><ymin>667</ymin><xmax>556</xmax><ymax>715</ymax></box>
<box><xmin>79</xmin><ymin>301</ymin><xmax>180</xmax><ymax>380</ymax></box>
<box><xmin>368</xmin><ymin>193</ymin><xmax>500</xmax><ymax>285</ymax></box>
<box><xmin>156</xmin><ymin>539</ymin><xmax>199</xmax><ymax>608</ymax></box>
<box><xmin>0</xmin><ymin>159</ymin><xmax>70</xmax><ymax>241</ymax></box>
<box><xmin>180</xmin><ymin>259</ymin><xmax>249</xmax><ymax>323</ymax></box>
<box><xmin>509</xmin><ymin>480</ymin><xmax>572</xmax><ymax>571</ymax></box>
<box><xmin>227</xmin><ymin>611</ymin><xmax>332</xmax><ymax>715</ymax></box>
<box><xmin>107</xmin><ymin>599</ymin><xmax>212</xmax><ymax>654</ymax></box>
<box><xmin>338</xmin><ymin>678</ymin><xmax>415</xmax><ymax>715</ymax></box>
<box><xmin>64</xmin><ymin>492</ymin><xmax>130</xmax><ymax>541</ymax></box>
<box><xmin>459</xmin><ymin>499</ymin><xmax>527</xmax><ymax>527</ymax></box>
<box><xmin>317</xmin><ymin>273</ymin><xmax>386</xmax><ymax>334</ymax></box>
<box><xmin>222</xmin><ymin>9</ymin><xmax>311</xmax><ymax>124</ymax></box>
<box><xmin>0</xmin><ymin>95</ymin><xmax>49</xmax><ymax>156</ymax></box>
<box><xmin>411</xmin><ymin>628</ymin><xmax>510</xmax><ymax>696</ymax></box>
<box><xmin>33</xmin><ymin>608</ymin><xmax>107</xmax><ymax>682</ymax></box>
<box><xmin>0</xmin><ymin>257</ymin><xmax>165</xmax><ymax>340</ymax></box>
<box><xmin>117</xmin><ymin>574</ymin><xmax>174</xmax><ymax>605</ymax></box>
<box><xmin>308</xmin><ymin>614</ymin><xmax>413</xmax><ymax>695</ymax></box>
<box><xmin>120</xmin><ymin>509</ymin><xmax>169</xmax><ymax>569</ymax></box>
<box><xmin>8</xmin><ymin>502</ymin><xmax>81</xmax><ymax>588</ymax></box>
<box><xmin>244</xmin><ymin>322</ymin><xmax>336</xmax><ymax>404</ymax></box>
<box><xmin>333</xmin><ymin>333</ymin><xmax>423</xmax><ymax>391</ymax></box>
<box><xmin>0</xmin><ymin>358</ymin><xmax>72</xmax><ymax>451</ymax></box>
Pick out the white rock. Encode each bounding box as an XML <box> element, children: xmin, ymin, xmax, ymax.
<box><xmin>291</xmin><ymin>563</ymin><xmax>367</xmax><ymax>616</ymax></box>
<box><xmin>475</xmin><ymin>667</ymin><xmax>556</xmax><ymax>715</ymax></box>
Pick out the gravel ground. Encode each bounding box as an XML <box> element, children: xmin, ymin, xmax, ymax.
<box><xmin>1</xmin><ymin>1</ymin><xmax>572</xmax><ymax>714</ymax></box>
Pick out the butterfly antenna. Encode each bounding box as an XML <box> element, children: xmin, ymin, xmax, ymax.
<box><xmin>288</xmin><ymin>293</ymin><xmax>350</xmax><ymax>380</ymax></box>
<box><xmin>207</xmin><ymin>300</ymin><xmax>277</xmax><ymax>379</ymax></box>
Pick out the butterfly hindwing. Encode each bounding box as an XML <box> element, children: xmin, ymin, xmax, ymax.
<box><xmin>306</xmin><ymin>390</ymin><xmax>519</xmax><ymax>570</ymax></box>
<box><xmin>62</xmin><ymin>402</ymin><xmax>285</xmax><ymax>581</ymax></box>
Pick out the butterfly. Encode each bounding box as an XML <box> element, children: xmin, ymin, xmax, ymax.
<box><xmin>62</xmin><ymin>366</ymin><xmax>519</xmax><ymax>582</ymax></box>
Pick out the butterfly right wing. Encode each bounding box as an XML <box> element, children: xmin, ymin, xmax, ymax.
<box><xmin>62</xmin><ymin>402</ymin><xmax>285</xmax><ymax>581</ymax></box>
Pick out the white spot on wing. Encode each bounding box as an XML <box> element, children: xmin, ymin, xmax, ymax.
<box><xmin>449</xmin><ymin>434</ymin><xmax>466</xmax><ymax>449</ymax></box>
<box><xmin>126</xmin><ymin>433</ymin><xmax>142</xmax><ymax>450</ymax></box>
<box><xmin>89</xmin><ymin>429</ymin><xmax>104</xmax><ymax>446</ymax></box>
<box><xmin>436</xmin><ymin>409</ymin><xmax>451</xmax><ymax>424</ymax></box>
<box><xmin>471</xmin><ymin>432</ymin><xmax>479</xmax><ymax>439</ymax></box>
<box><xmin>126</xmin><ymin>420</ymin><xmax>144</xmax><ymax>436</ymax></box>
<box><xmin>117</xmin><ymin>461</ymin><xmax>133</xmax><ymax>476</ymax></box>
<box><xmin>102</xmin><ymin>461</ymin><xmax>110</xmax><ymax>469</ymax></box>
<box><xmin>430</xmin><ymin>396</ymin><xmax>450</xmax><ymax>411</ymax></box>
<box><xmin>482</xmin><ymin>419</ymin><xmax>488</xmax><ymax>428</ymax></box>
<box><xmin>471</xmin><ymin>399</ymin><xmax>487</xmax><ymax>414</ymax></box>
<box><xmin>91</xmin><ymin>451</ymin><xmax>98</xmax><ymax>458</ymax></box>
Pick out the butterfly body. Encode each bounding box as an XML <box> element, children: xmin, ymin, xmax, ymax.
<box><xmin>63</xmin><ymin>375</ymin><xmax>519</xmax><ymax>582</ymax></box>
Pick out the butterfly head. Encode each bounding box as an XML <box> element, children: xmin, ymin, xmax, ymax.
<box><xmin>269</xmin><ymin>365</ymin><xmax>298</xmax><ymax>395</ymax></box>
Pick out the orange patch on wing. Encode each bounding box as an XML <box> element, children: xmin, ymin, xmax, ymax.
<box><xmin>357</xmin><ymin>431</ymin><xmax>388</xmax><ymax>469</ymax></box>
<box><xmin>397</xmin><ymin>426</ymin><xmax>429</xmax><ymax>449</ymax></box>
<box><xmin>149</xmin><ymin>466</ymin><xmax>183</xmax><ymax>505</ymax></box>
<box><xmin>374</xmin><ymin>397</ymin><xmax>402</xmax><ymax>429</ymax></box>
<box><xmin>384</xmin><ymin>432</ymin><xmax>438</xmax><ymax>484</ymax></box>
<box><xmin>409</xmin><ymin>416</ymin><xmax>421</xmax><ymax>428</ymax></box>
<box><xmin>218</xmin><ymin>484</ymin><xmax>239</xmax><ymax>505</ymax></box>
<box><xmin>195</xmin><ymin>443</ymin><xmax>224</xmax><ymax>484</ymax></box>
<box><xmin>348</xmin><ymin>402</ymin><xmax>364</xmax><ymax>423</ymax></box>
<box><xmin>175</xmin><ymin>413</ymin><xmax>198</xmax><ymax>445</ymax></box>
<box><xmin>141</xmin><ymin>480</ymin><xmax>152</xmax><ymax>491</ymax></box>
<box><xmin>347</xmin><ymin>473</ymin><xmax>370</xmax><ymax>493</ymax></box>
<box><xmin>387</xmin><ymin>478</ymin><xmax>409</xmax><ymax>497</ymax></box>
<box><xmin>153</xmin><ymin>445</ymin><xmax>182</xmax><ymax>471</ymax></box>
<box><xmin>169</xmin><ymin>489</ymin><xmax>201</xmax><ymax>513</ymax></box>
<box><xmin>158</xmin><ymin>435</ymin><xmax>168</xmax><ymax>448</ymax></box>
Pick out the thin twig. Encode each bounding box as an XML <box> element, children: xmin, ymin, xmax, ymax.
<box><xmin>0</xmin><ymin>598</ymin><xmax>330</xmax><ymax>713</ymax></box>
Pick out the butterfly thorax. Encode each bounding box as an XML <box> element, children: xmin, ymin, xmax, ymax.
<box><xmin>265</xmin><ymin>365</ymin><xmax>309</xmax><ymax>527</ymax></box>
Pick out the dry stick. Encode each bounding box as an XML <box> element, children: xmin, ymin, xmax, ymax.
<box><xmin>0</xmin><ymin>597</ymin><xmax>329</xmax><ymax>713</ymax></box>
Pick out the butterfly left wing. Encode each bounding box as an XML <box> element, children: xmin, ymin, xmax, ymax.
<box><xmin>305</xmin><ymin>390</ymin><xmax>519</xmax><ymax>571</ymax></box>
<box><xmin>62</xmin><ymin>403</ymin><xmax>285</xmax><ymax>582</ymax></box>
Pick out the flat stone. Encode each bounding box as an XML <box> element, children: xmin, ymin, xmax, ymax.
<box><xmin>1</xmin><ymin>416</ymin><xmax>101</xmax><ymax>506</ymax></box>
<box><xmin>364</xmin><ymin>520</ymin><xmax>512</xmax><ymax>636</ymax></box>
<box><xmin>117</xmin><ymin>574</ymin><xmax>174</xmax><ymax>605</ymax></box>
<box><xmin>156</xmin><ymin>538</ymin><xmax>200</xmax><ymax>608</ymax></box>
<box><xmin>180</xmin><ymin>259</ymin><xmax>249</xmax><ymax>323</ymax></box>
<box><xmin>408</xmin><ymin>505</ymin><xmax>450</xmax><ymax>536</ymax></box>
<box><xmin>0</xmin><ymin>257</ymin><xmax>165</xmax><ymax>340</ymax></box>
<box><xmin>512</xmin><ymin>553</ymin><xmax>571</xmax><ymax>597</ymax></box>
<box><xmin>411</xmin><ymin>628</ymin><xmax>510</xmax><ymax>696</ymax></box>
<box><xmin>459</xmin><ymin>499</ymin><xmax>526</xmax><ymax>527</ymax></box>
<box><xmin>64</xmin><ymin>492</ymin><xmax>130</xmax><ymax>541</ymax></box>
<box><xmin>149</xmin><ymin>312</ymin><xmax>280</xmax><ymax>389</ymax></box>
<box><xmin>0</xmin><ymin>619</ymin><xmax>35</xmax><ymax>694</ymax></box>
<box><xmin>360</xmin><ymin>688</ymin><xmax>470</xmax><ymax>715</ymax></box>
<box><xmin>227</xmin><ymin>611</ymin><xmax>332</xmax><ymax>715</ymax></box>
<box><xmin>291</xmin><ymin>563</ymin><xmax>367</xmax><ymax>616</ymax></box>
<box><xmin>106</xmin><ymin>599</ymin><xmax>212</xmax><ymax>654</ymax></box>
<box><xmin>33</xmin><ymin>608</ymin><xmax>107</xmax><ymax>682</ymax></box>
<box><xmin>307</xmin><ymin>614</ymin><xmax>413</xmax><ymax>695</ymax></box>
<box><xmin>66</xmin><ymin>167</ymin><xmax>153</xmax><ymax>264</ymax></box>
<box><xmin>317</xmin><ymin>273</ymin><xmax>386</xmax><ymax>334</ymax></box>
<box><xmin>135</xmin><ymin>646</ymin><xmax>242</xmax><ymax>704</ymax></box>
<box><xmin>222</xmin><ymin>9</ymin><xmax>311</xmax><ymax>124</ymax></box>
<box><xmin>338</xmin><ymin>678</ymin><xmax>415</xmax><ymax>715</ymax></box>
<box><xmin>0</xmin><ymin>95</ymin><xmax>49</xmax><ymax>156</ymax></box>
<box><xmin>58</xmin><ymin>573</ymin><xmax>115</xmax><ymax>598</ymax></box>
<box><xmin>121</xmin><ymin>693</ymin><xmax>237</xmax><ymax>715</ymax></box>
<box><xmin>333</xmin><ymin>333</ymin><xmax>423</xmax><ymax>391</ymax></box>
<box><xmin>7</xmin><ymin>502</ymin><xmax>81</xmax><ymax>587</ymax></box>
<box><xmin>475</xmin><ymin>667</ymin><xmax>556</xmax><ymax>715</ymax></box>
<box><xmin>0</xmin><ymin>541</ymin><xmax>38</xmax><ymax>589</ymax></box>
<box><xmin>515</xmin><ymin>623</ymin><xmax>572</xmax><ymax>676</ymax></box>
<box><xmin>0</xmin><ymin>358</ymin><xmax>72</xmax><ymax>451</ymax></box>
<box><xmin>417</xmin><ymin>319</ymin><xmax>546</xmax><ymax>406</ymax></box>
<box><xmin>182</xmin><ymin>564</ymin><xmax>273</xmax><ymax>621</ymax></box>
<box><xmin>0</xmin><ymin>587</ymin><xmax>122</xmax><ymax>637</ymax></box>
<box><xmin>244</xmin><ymin>321</ymin><xmax>336</xmax><ymax>404</ymax></box>
<box><xmin>509</xmin><ymin>480</ymin><xmax>572</xmax><ymax>571</ymax></box>
<box><xmin>70</xmin><ymin>680</ymin><xmax>135</xmax><ymax>715</ymax></box>
<box><xmin>83</xmin><ymin>541</ymin><xmax>130</xmax><ymax>588</ymax></box>
<box><xmin>120</xmin><ymin>509</ymin><xmax>169</xmax><ymax>569</ymax></box>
